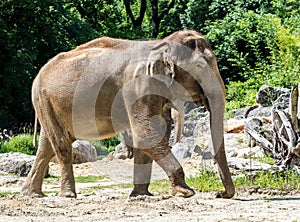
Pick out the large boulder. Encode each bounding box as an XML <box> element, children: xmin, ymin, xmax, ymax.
<box><xmin>72</xmin><ymin>140</ymin><xmax>97</xmax><ymax>164</ymax></box>
<box><xmin>0</xmin><ymin>152</ymin><xmax>35</xmax><ymax>176</ymax></box>
<box><xmin>52</xmin><ymin>140</ymin><xmax>98</xmax><ymax>163</ymax></box>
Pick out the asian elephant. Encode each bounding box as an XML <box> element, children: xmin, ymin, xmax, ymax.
<box><xmin>21</xmin><ymin>30</ymin><xmax>235</xmax><ymax>199</ymax></box>
<box><xmin>119</xmin><ymin>100</ymin><xmax>184</xmax><ymax>158</ymax></box>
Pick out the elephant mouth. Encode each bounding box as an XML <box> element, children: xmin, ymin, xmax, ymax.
<box><xmin>190</xmin><ymin>95</ymin><xmax>203</xmax><ymax>106</ymax></box>
<box><xmin>190</xmin><ymin>92</ymin><xmax>209</xmax><ymax>108</ymax></box>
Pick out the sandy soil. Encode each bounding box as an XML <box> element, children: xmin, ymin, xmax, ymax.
<box><xmin>0</xmin><ymin>158</ymin><xmax>300</xmax><ymax>222</ymax></box>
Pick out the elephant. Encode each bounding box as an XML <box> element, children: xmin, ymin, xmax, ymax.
<box><xmin>21</xmin><ymin>30</ymin><xmax>235</xmax><ymax>199</ymax></box>
<box><xmin>119</xmin><ymin>100</ymin><xmax>184</xmax><ymax>159</ymax></box>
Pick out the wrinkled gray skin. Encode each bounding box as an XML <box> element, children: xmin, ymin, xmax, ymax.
<box><xmin>119</xmin><ymin>101</ymin><xmax>184</xmax><ymax>158</ymax></box>
<box><xmin>22</xmin><ymin>30</ymin><xmax>235</xmax><ymax>199</ymax></box>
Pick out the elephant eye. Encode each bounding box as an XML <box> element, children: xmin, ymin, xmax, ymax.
<box><xmin>185</xmin><ymin>39</ymin><xmax>196</xmax><ymax>50</ymax></box>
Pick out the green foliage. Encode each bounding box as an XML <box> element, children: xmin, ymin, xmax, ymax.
<box><xmin>90</xmin><ymin>136</ymin><xmax>121</xmax><ymax>155</ymax></box>
<box><xmin>1</xmin><ymin>0</ymin><xmax>299</xmax><ymax>126</ymax></box>
<box><xmin>0</xmin><ymin>134</ymin><xmax>36</xmax><ymax>155</ymax></box>
<box><xmin>0</xmin><ymin>0</ymin><xmax>97</xmax><ymax>127</ymax></box>
<box><xmin>225</xmin><ymin>80</ymin><xmax>257</xmax><ymax>115</ymax></box>
<box><xmin>205</xmin><ymin>2</ymin><xmax>300</xmax><ymax>109</ymax></box>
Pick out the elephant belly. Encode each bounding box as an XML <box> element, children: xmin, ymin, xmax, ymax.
<box><xmin>72</xmin><ymin>115</ymin><xmax>129</xmax><ymax>140</ymax></box>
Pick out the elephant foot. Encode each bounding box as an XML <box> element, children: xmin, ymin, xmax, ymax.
<box><xmin>21</xmin><ymin>187</ymin><xmax>46</xmax><ymax>198</ymax></box>
<box><xmin>215</xmin><ymin>190</ymin><xmax>235</xmax><ymax>199</ymax></box>
<box><xmin>59</xmin><ymin>190</ymin><xmax>77</xmax><ymax>198</ymax></box>
<box><xmin>169</xmin><ymin>168</ymin><xmax>195</xmax><ymax>198</ymax></box>
<box><xmin>170</xmin><ymin>185</ymin><xmax>195</xmax><ymax>198</ymax></box>
<box><xmin>129</xmin><ymin>184</ymin><xmax>153</xmax><ymax>197</ymax></box>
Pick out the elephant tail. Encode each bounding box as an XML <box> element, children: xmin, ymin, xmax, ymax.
<box><xmin>33</xmin><ymin>115</ymin><xmax>39</xmax><ymax>148</ymax></box>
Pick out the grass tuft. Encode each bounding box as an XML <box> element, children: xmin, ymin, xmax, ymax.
<box><xmin>75</xmin><ymin>175</ymin><xmax>105</xmax><ymax>183</ymax></box>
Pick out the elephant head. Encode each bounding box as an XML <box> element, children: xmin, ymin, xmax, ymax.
<box><xmin>145</xmin><ymin>30</ymin><xmax>235</xmax><ymax>198</ymax></box>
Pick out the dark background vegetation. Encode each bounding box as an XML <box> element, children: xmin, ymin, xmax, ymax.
<box><xmin>1</xmin><ymin>0</ymin><xmax>299</xmax><ymax>130</ymax></box>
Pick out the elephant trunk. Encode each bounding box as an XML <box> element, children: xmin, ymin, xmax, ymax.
<box><xmin>197</xmin><ymin>65</ymin><xmax>225</xmax><ymax>155</ymax></box>
<box><xmin>196</xmin><ymin>66</ymin><xmax>235</xmax><ymax>198</ymax></box>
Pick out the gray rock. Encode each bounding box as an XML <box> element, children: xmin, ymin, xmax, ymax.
<box><xmin>256</xmin><ymin>85</ymin><xmax>290</xmax><ymax>107</ymax></box>
<box><xmin>108</xmin><ymin>143</ymin><xmax>129</xmax><ymax>160</ymax></box>
<box><xmin>227</xmin><ymin>157</ymin><xmax>273</xmax><ymax>171</ymax></box>
<box><xmin>273</xmin><ymin>93</ymin><xmax>291</xmax><ymax>110</ymax></box>
<box><xmin>192</xmin><ymin>117</ymin><xmax>210</xmax><ymax>139</ymax></box>
<box><xmin>236</xmin><ymin>147</ymin><xmax>265</xmax><ymax>159</ymax></box>
<box><xmin>171</xmin><ymin>142</ymin><xmax>191</xmax><ymax>159</ymax></box>
<box><xmin>247</xmin><ymin>106</ymin><xmax>272</xmax><ymax>118</ymax></box>
<box><xmin>72</xmin><ymin>140</ymin><xmax>97</xmax><ymax>164</ymax></box>
<box><xmin>224</xmin><ymin>133</ymin><xmax>248</xmax><ymax>154</ymax></box>
<box><xmin>0</xmin><ymin>152</ymin><xmax>35</xmax><ymax>176</ymax></box>
<box><xmin>184</xmin><ymin>106</ymin><xmax>208</xmax><ymax>121</ymax></box>
<box><xmin>182</xmin><ymin>120</ymin><xmax>197</xmax><ymax>137</ymax></box>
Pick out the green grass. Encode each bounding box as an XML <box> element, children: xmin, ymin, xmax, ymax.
<box><xmin>77</xmin><ymin>167</ymin><xmax>299</xmax><ymax>196</ymax></box>
<box><xmin>75</xmin><ymin>175</ymin><xmax>105</xmax><ymax>183</ymax></box>
<box><xmin>234</xmin><ymin>170</ymin><xmax>300</xmax><ymax>191</ymax></box>
<box><xmin>44</xmin><ymin>175</ymin><xmax>106</xmax><ymax>185</ymax></box>
<box><xmin>79</xmin><ymin>183</ymin><xmax>133</xmax><ymax>195</ymax></box>
<box><xmin>252</xmin><ymin>155</ymin><xmax>276</xmax><ymax>165</ymax></box>
<box><xmin>149</xmin><ymin>179</ymin><xmax>170</xmax><ymax>195</ymax></box>
<box><xmin>149</xmin><ymin>168</ymin><xmax>300</xmax><ymax>194</ymax></box>
<box><xmin>0</xmin><ymin>191</ymin><xmax>18</xmax><ymax>198</ymax></box>
<box><xmin>187</xmin><ymin>169</ymin><xmax>224</xmax><ymax>192</ymax></box>
<box><xmin>189</xmin><ymin>168</ymin><xmax>299</xmax><ymax>192</ymax></box>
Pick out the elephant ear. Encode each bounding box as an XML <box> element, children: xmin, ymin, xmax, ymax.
<box><xmin>183</xmin><ymin>36</ymin><xmax>214</xmax><ymax>62</ymax></box>
<box><xmin>146</xmin><ymin>41</ymin><xmax>175</xmax><ymax>87</ymax></box>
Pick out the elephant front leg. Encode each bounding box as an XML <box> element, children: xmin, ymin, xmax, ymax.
<box><xmin>130</xmin><ymin>149</ymin><xmax>154</xmax><ymax>197</ymax></box>
<box><xmin>153</xmin><ymin>148</ymin><xmax>195</xmax><ymax>198</ymax></box>
<box><xmin>126</xmin><ymin>95</ymin><xmax>194</xmax><ymax>197</ymax></box>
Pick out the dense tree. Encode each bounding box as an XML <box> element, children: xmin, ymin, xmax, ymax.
<box><xmin>0</xmin><ymin>0</ymin><xmax>299</xmax><ymax>128</ymax></box>
<box><xmin>0</xmin><ymin>0</ymin><xmax>97</xmax><ymax>128</ymax></box>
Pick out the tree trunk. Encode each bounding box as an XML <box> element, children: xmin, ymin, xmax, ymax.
<box><xmin>124</xmin><ymin>0</ymin><xmax>147</xmax><ymax>28</ymax></box>
<box><xmin>150</xmin><ymin>0</ymin><xmax>159</xmax><ymax>37</ymax></box>
<box><xmin>298</xmin><ymin>83</ymin><xmax>300</xmax><ymax>130</ymax></box>
<box><xmin>150</xmin><ymin>0</ymin><xmax>176</xmax><ymax>37</ymax></box>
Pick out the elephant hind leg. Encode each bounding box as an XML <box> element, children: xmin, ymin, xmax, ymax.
<box><xmin>36</xmin><ymin>101</ymin><xmax>76</xmax><ymax>198</ymax></box>
<box><xmin>21</xmin><ymin>129</ymin><xmax>55</xmax><ymax>197</ymax></box>
<box><xmin>47</xmin><ymin>133</ymin><xmax>76</xmax><ymax>198</ymax></box>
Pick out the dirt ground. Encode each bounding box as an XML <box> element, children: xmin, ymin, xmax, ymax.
<box><xmin>0</xmin><ymin>158</ymin><xmax>300</xmax><ymax>222</ymax></box>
